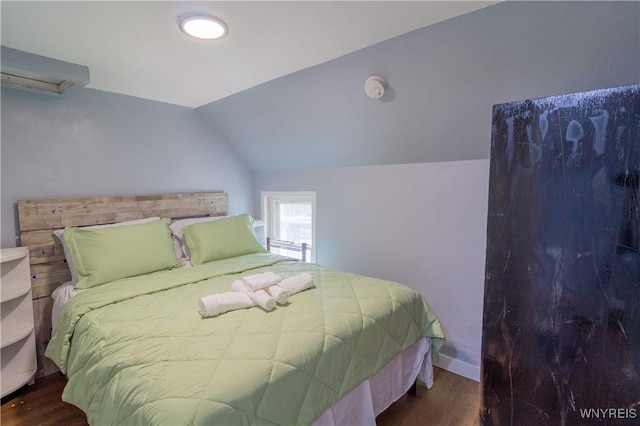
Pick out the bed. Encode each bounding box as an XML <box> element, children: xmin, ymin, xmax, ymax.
<box><xmin>18</xmin><ymin>192</ymin><xmax>444</xmax><ymax>425</ymax></box>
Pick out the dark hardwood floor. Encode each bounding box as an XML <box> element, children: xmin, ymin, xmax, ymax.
<box><xmin>376</xmin><ymin>367</ymin><xmax>481</xmax><ymax>426</ymax></box>
<box><xmin>1</xmin><ymin>367</ymin><xmax>480</xmax><ymax>425</ymax></box>
<box><xmin>1</xmin><ymin>373</ymin><xmax>87</xmax><ymax>426</ymax></box>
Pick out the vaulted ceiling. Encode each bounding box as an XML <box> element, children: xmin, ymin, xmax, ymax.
<box><xmin>1</xmin><ymin>1</ymin><xmax>496</xmax><ymax>108</ymax></box>
<box><xmin>3</xmin><ymin>2</ymin><xmax>635</xmax><ymax>174</ymax></box>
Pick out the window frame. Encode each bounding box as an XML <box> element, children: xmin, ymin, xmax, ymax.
<box><xmin>261</xmin><ymin>191</ymin><xmax>316</xmax><ymax>262</ymax></box>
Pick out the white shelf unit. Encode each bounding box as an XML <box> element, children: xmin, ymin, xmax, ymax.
<box><xmin>1</xmin><ymin>247</ymin><xmax>37</xmax><ymax>397</ymax></box>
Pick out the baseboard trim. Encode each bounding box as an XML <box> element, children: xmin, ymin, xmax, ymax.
<box><xmin>434</xmin><ymin>352</ymin><xmax>480</xmax><ymax>382</ymax></box>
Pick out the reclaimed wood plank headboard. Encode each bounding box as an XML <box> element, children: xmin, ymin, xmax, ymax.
<box><xmin>17</xmin><ymin>192</ymin><xmax>228</xmax><ymax>376</ymax></box>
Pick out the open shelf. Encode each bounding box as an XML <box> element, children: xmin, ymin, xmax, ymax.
<box><xmin>1</xmin><ymin>325</ymin><xmax>34</xmax><ymax>349</ymax></box>
<box><xmin>1</xmin><ymin>247</ymin><xmax>36</xmax><ymax>398</ymax></box>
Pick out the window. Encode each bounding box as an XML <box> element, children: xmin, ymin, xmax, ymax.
<box><xmin>262</xmin><ymin>191</ymin><xmax>316</xmax><ymax>262</ymax></box>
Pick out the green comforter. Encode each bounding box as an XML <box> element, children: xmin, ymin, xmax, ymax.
<box><xmin>46</xmin><ymin>253</ymin><xmax>444</xmax><ymax>425</ymax></box>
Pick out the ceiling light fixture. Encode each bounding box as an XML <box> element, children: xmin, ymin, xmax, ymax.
<box><xmin>178</xmin><ymin>14</ymin><xmax>228</xmax><ymax>40</ymax></box>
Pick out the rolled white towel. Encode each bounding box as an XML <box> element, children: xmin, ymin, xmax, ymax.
<box><xmin>266</xmin><ymin>285</ymin><xmax>290</xmax><ymax>305</ymax></box>
<box><xmin>279</xmin><ymin>273</ymin><xmax>314</xmax><ymax>295</ymax></box>
<box><xmin>199</xmin><ymin>292</ymin><xmax>255</xmax><ymax>318</ymax></box>
<box><xmin>251</xmin><ymin>289</ymin><xmax>277</xmax><ymax>311</ymax></box>
<box><xmin>241</xmin><ymin>272</ymin><xmax>282</xmax><ymax>291</ymax></box>
<box><xmin>231</xmin><ymin>281</ymin><xmax>277</xmax><ymax>311</ymax></box>
<box><xmin>231</xmin><ymin>280</ymin><xmax>247</xmax><ymax>291</ymax></box>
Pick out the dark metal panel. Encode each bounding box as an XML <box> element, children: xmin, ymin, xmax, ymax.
<box><xmin>481</xmin><ymin>84</ymin><xmax>640</xmax><ymax>425</ymax></box>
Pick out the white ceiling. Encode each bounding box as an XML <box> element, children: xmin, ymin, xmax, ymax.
<box><xmin>1</xmin><ymin>1</ymin><xmax>495</xmax><ymax>108</ymax></box>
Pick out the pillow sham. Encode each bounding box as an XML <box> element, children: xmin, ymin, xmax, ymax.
<box><xmin>53</xmin><ymin>217</ymin><xmax>161</xmax><ymax>287</ymax></box>
<box><xmin>64</xmin><ymin>218</ymin><xmax>182</xmax><ymax>289</ymax></box>
<box><xmin>183</xmin><ymin>214</ymin><xmax>267</xmax><ymax>265</ymax></box>
<box><xmin>169</xmin><ymin>216</ymin><xmax>227</xmax><ymax>260</ymax></box>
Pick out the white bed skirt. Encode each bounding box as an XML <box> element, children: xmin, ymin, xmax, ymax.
<box><xmin>312</xmin><ymin>337</ymin><xmax>432</xmax><ymax>426</ymax></box>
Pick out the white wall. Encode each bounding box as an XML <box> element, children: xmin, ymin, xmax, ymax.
<box><xmin>256</xmin><ymin>159</ymin><xmax>489</xmax><ymax>379</ymax></box>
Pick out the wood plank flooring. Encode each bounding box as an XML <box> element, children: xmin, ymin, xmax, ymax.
<box><xmin>1</xmin><ymin>367</ymin><xmax>480</xmax><ymax>425</ymax></box>
<box><xmin>1</xmin><ymin>373</ymin><xmax>87</xmax><ymax>426</ymax></box>
<box><xmin>376</xmin><ymin>367</ymin><xmax>481</xmax><ymax>426</ymax></box>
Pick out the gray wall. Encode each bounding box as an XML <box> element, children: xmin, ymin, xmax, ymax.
<box><xmin>2</xmin><ymin>1</ymin><xmax>638</xmax><ymax>380</ymax></box>
<box><xmin>257</xmin><ymin>160</ymin><xmax>490</xmax><ymax>378</ymax></box>
<box><xmin>1</xmin><ymin>88</ymin><xmax>254</xmax><ymax>247</ymax></box>
<box><xmin>198</xmin><ymin>1</ymin><xmax>640</xmax><ymax>173</ymax></box>
<box><xmin>248</xmin><ymin>1</ymin><xmax>640</xmax><ymax>379</ymax></box>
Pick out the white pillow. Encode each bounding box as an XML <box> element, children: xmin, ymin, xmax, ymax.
<box><xmin>53</xmin><ymin>217</ymin><xmax>161</xmax><ymax>287</ymax></box>
<box><xmin>169</xmin><ymin>216</ymin><xmax>227</xmax><ymax>260</ymax></box>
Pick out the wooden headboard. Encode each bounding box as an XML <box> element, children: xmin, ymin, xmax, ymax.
<box><xmin>17</xmin><ymin>192</ymin><xmax>228</xmax><ymax>376</ymax></box>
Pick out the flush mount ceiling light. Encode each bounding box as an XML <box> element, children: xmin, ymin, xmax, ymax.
<box><xmin>178</xmin><ymin>14</ymin><xmax>228</xmax><ymax>40</ymax></box>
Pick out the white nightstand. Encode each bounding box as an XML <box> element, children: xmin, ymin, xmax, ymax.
<box><xmin>1</xmin><ymin>247</ymin><xmax>37</xmax><ymax>397</ymax></box>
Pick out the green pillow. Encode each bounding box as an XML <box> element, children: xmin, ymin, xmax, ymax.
<box><xmin>183</xmin><ymin>214</ymin><xmax>267</xmax><ymax>265</ymax></box>
<box><xmin>65</xmin><ymin>218</ymin><xmax>182</xmax><ymax>289</ymax></box>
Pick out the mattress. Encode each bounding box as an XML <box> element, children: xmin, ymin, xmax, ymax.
<box><xmin>47</xmin><ymin>253</ymin><xmax>444</xmax><ymax>425</ymax></box>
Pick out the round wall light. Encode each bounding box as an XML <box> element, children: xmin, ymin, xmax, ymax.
<box><xmin>178</xmin><ymin>14</ymin><xmax>228</xmax><ymax>40</ymax></box>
